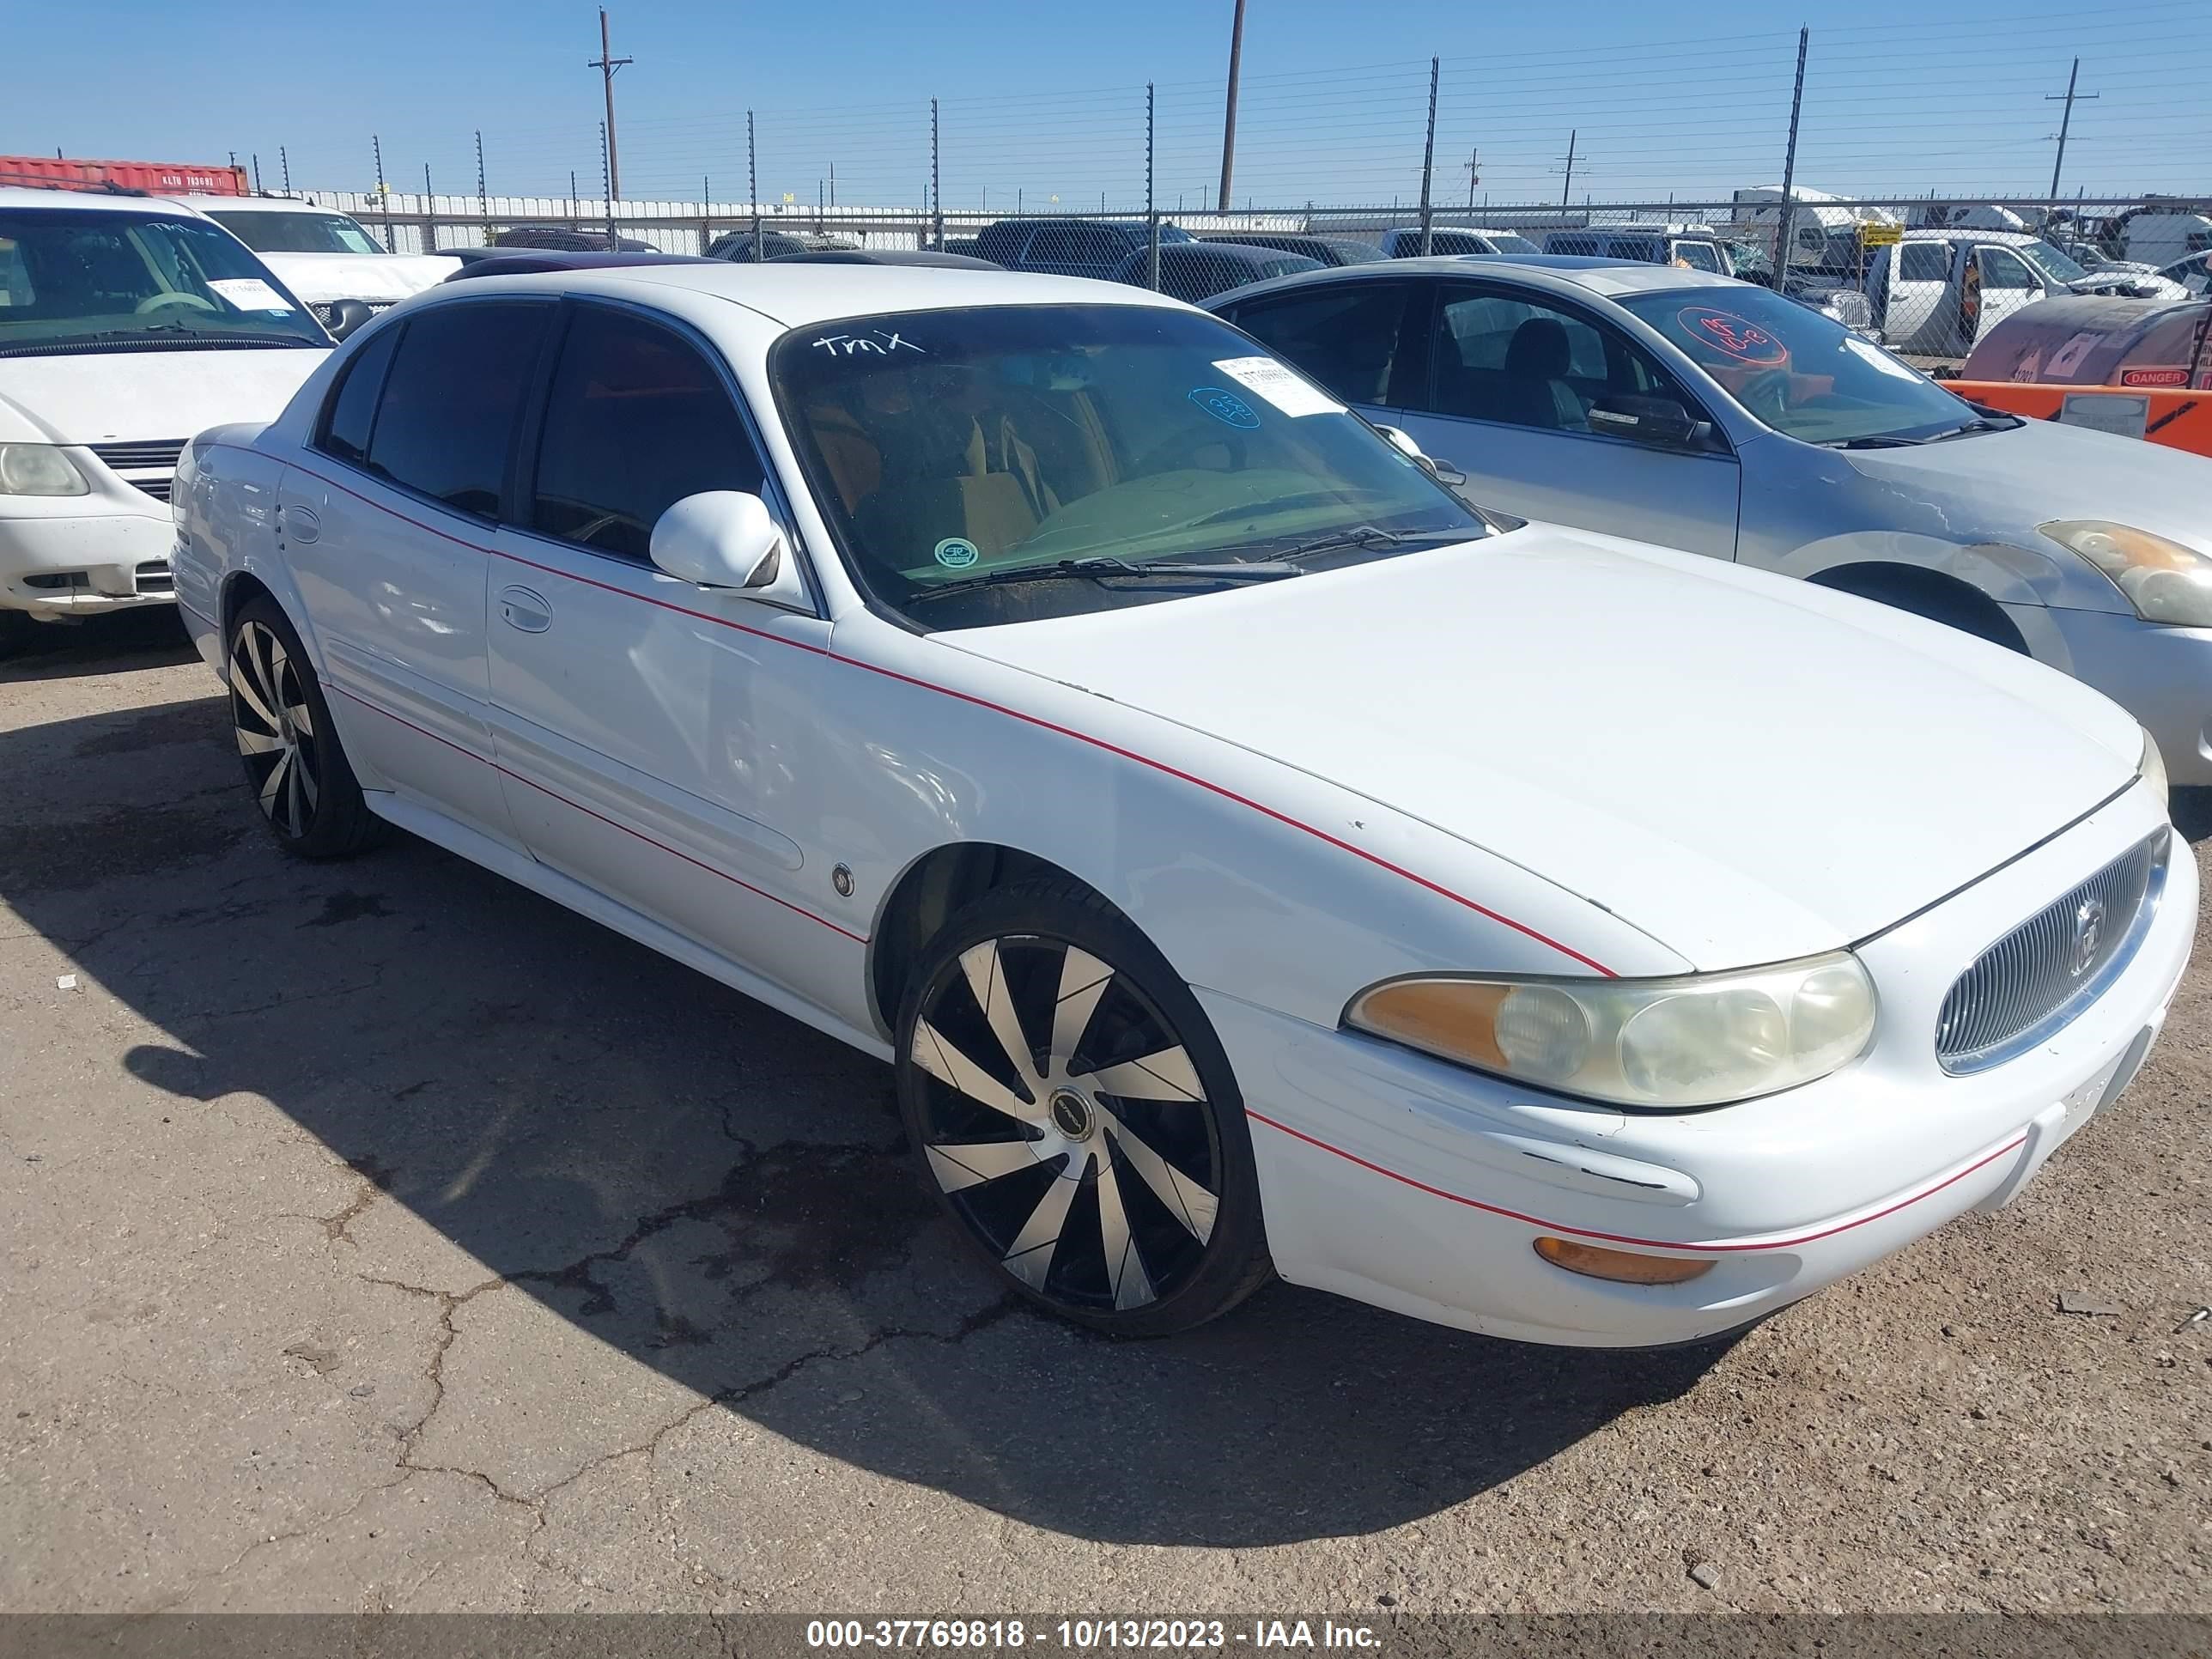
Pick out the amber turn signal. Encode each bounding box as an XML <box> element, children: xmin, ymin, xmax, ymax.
<box><xmin>1533</xmin><ymin>1236</ymin><xmax>1716</xmax><ymax>1285</ymax></box>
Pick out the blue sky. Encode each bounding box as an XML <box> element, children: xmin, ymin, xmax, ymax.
<box><xmin>9</xmin><ymin>0</ymin><xmax>2209</xmax><ymax>208</ymax></box>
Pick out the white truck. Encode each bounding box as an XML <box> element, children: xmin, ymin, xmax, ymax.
<box><xmin>173</xmin><ymin>197</ymin><xmax>456</xmax><ymax>337</ymax></box>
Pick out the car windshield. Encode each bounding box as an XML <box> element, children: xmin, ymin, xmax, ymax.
<box><xmin>0</xmin><ymin>208</ymin><xmax>329</xmax><ymax>355</ymax></box>
<box><xmin>771</xmin><ymin>303</ymin><xmax>1490</xmax><ymax>629</ymax></box>
<box><xmin>1615</xmin><ymin>283</ymin><xmax>1976</xmax><ymax>445</ymax></box>
<box><xmin>2014</xmin><ymin>240</ymin><xmax>2088</xmax><ymax>283</ymax></box>
<box><xmin>206</xmin><ymin>208</ymin><xmax>383</xmax><ymax>256</ymax></box>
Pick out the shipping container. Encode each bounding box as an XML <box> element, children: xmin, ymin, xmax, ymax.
<box><xmin>0</xmin><ymin>155</ymin><xmax>251</xmax><ymax>197</ymax></box>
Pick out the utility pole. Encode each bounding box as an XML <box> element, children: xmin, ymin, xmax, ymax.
<box><xmin>2046</xmin><ymin>58</ymin><xmax>2099</xmax><ymax>203</ymax></box>
<box><xmin>589</xmin><ymin>8</ymin><xmax>633</xmax><ymax>202</ymax></box>
<box><xmin>1778</xmin><ymin>26</ymin><xmax>1808</xmax><ymax>282</ymax></box>
<box><xmin>475</xmin><ymin>129</ymin><xmax>489</xmax><ymax>234</ymax></box>
<box><xmin>1463</xmin><ymin>148</ymin><xmax>1480</xmax><ymax>210</ymax></box>
<box><xmin>1146</xmin><ymin>82</ymin><xmax>1160</xmax><ymax>292</ymax></box>
<box><xmin>372</xmin><ymin>134</ymin><xmax>393</xmax><ymax>251</ymax></box>
<box><xmin>280</xmin><ymin>147</ymin><xmax>291</xmax><ymax>195</ymax></box>
<box><xmin>930</xmin><ymin>97</ymin><xmax>943</xmax><ymax>250</ymax></box>
<box><xmin>748</xmin><ymin>109</ymin><xmax>762</xmax><ymax>261</ymax></box>
<box><xmin>1217</xmin><ymin>0</ymin><xmax>1248</xmax><ymax>220</ymax></box>
<box><xmin>251</xmin><ymin>153</ymin><xmax>263</xmax><ymax>194</ymax></box>
<box><xmin>1556</xmin><ymin>129</ymin><xmax>1577</xmax><ymax>210</ymax></box>
<box><xmin>1417</xmin><ymin>58</ymin><xmax>1439</xmax><ymax>255</ymax></box>
<box><xmin>422</xmin><ymin>163</ymin><xmax>436</xmax><ymax>252</ymax></box>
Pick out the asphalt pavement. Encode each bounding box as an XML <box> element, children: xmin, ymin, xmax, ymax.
<box><xmin>3</xmin><ymin>610</ymin><xmax>2208</xmax><ymax>1614</ymax></box>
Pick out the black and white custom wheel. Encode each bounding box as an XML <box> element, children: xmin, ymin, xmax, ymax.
<box><xmin>227</xmin><ymin>594</ymin><xmax>383</xmax><ymax>860</ymax></box>
<box><xmin>896</xmin><ymin>880</ymin><xmax>1271</xmax><ymax>1335</ymax></box>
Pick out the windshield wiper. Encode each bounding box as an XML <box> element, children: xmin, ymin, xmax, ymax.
<box><xmin>908</xmin><ymin>555</ymin><xmax>1303</xmax><ymax>604</ymax></box>
<box><xmin>1930</xmin><ymin>412</ymin><xmax>2024</xmax><ymax>440</ymax></box>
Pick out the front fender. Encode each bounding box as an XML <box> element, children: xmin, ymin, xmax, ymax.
<box><xmin>823</xmin><ymin>621</ymin><xmax>1688</xmax><ymax>1041</ymax></box>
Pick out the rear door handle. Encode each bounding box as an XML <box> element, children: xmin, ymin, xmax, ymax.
<box><xmin>497</xmin><ymin>584</ymin><xmax>551</xmax><ymax>633</ymax></box>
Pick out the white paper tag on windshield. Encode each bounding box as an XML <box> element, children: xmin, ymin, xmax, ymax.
<box><xmin>207</xmin><ymin>277</ymin><xmax>293</xmax><ymax>313</ymax></box>
<box><xmin>1211</xmin><ymin>356</ymin><xmax>1344</xmax><ymax>416</ymax></box>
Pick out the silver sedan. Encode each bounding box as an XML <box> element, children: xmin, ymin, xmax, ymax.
<box><xmin>1211</xmin><ymin>256</ymin><xmax>2212</xmax><ymax>783</ymax></box>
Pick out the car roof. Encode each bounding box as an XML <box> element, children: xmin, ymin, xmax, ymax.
<box><xmin>426</xmin><ymin>262</ymin><xmax>1192</xmax><ymax>329</ymax></box>
<box><xmin>0</xmin><ymin>185</ymin><xmax>216</xmax><ymax>216</ymax></box>
<box><xmin>1900</xmin><ymin>228</ymin><xmax>2044</xmax><ymax>245</ymax></box>
<box><xmin>167</xmin><ymin>195</ymin><xmax>343</xmax><ymax>215</ymax></box>
<box><xmin>446</xmin><ymin>250</ymin><xmax>716</xmax><ymax>280</ymax></box>
<box><xmin>1204</xmin><ymin>252</ymin><xmax>1741</xmax><ymax>310</ymax></box>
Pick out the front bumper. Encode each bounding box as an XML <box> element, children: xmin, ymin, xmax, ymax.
<box><xmin>2027</xmin><ymin>605</ymin><xmax>2212</xmax><ymax>787</ymax></box>
<box><xmin>0</xmin><ymin>507</ymin><xmax>179</xmax><ymax>618</ymax></box>
<box><xmin>1211</xmin><ymin>788</ymin><xmax>2193</xmax><ymax>1347</ymax></box>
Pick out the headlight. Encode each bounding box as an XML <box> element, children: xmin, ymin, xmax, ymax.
<box><xmin>2141</xmin><ymin>727</ymin><xmax>2170</xmax><ymax>808</ymax></box>
<box><xmin>2042</xmin><ymin>520</ymin><xmax>2212</xmax><ymax>626</ymax></box>
<box><xmin>1346</xmin><ymin>951</ymin><xmax>1877</xmax><ymax>1109</ymax></box>
<box><xmin>0</xmin><ymin>443</ymin><xmax>90</xmax><ymax>497</ymax></box>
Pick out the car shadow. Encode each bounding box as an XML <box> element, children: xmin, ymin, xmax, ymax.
<box><xmin>4</xmin><ymin>684</ymin><xmax>1726</xmax><ymax>1548</ymax></box>
<box><xmin>0</xmin><ymin>608</ymin><xmax>199</xmax><ymax>684</ymax></box>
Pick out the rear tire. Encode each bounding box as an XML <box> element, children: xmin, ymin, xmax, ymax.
<box><xmin>226</xmin><ymin>593</ymin><xmax>385</xmax><ymax>860</ymax></box>
<box><xmin>895</xmin><ymin>877</ymin><xmax>1273</xmax><ymax>1336</ymax></box>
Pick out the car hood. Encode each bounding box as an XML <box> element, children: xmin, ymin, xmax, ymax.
<box><xmin>2064</xmin><ymin>272</ymin><xmax>2189</xmax><ymax>301</ymax></box>
<box><xmin>0</xmin><ymin>349</ymin><xmax>326</xmax><ymax>446</ymax></box>
<box><xmin>1841</xmin><ymin>417</ymin><xmax>2212</xmax><ymax>552</ymax></box>
<box><xmin>942</xmin><ymin>526</ymin><xmax>2142</xmax><ymax>969</ymax></box>
<box><xmin>251</xmin><ymin>252</ymin><xmax>460</xmax><ymax>302</ymax></box>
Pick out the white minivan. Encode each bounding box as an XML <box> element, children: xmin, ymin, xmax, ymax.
<box><xmin>0</xmin><ymin>187</ymin><xmax>331</xmax><ymax>650</ymax></box>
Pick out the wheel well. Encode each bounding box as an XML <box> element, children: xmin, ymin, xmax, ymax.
<box><xmin>220</xmin><ymin>570</ymin><xmax>276</xmax><ymax>635</ymax></box>
<box><xmin>869</xmin><ymin>843</ymin><xmax>1114</xmax><ymax>1033</ymax></box>
<box><xmin>1806</xmin><ymin>562</ymin><xmax>2027</xmax><ymax>653</ymax></box>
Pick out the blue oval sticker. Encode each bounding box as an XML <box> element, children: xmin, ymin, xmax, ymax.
<box><xmin>1188</xmin><ymin>386</ymin><xmax>1261</xmax><ymax>428</ymax></box>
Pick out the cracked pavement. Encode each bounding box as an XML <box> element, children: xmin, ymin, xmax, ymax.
<box><xmin>3</xmin><ymin>611</ymin><xmax>2210</xmax><ymax>1615</ymax></box>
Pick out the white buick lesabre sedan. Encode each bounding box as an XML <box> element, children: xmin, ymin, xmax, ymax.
<box><xmin>170</xmin><ymin>264</ymin><xmax>2193</xmax><ymax>1346</ymax></box>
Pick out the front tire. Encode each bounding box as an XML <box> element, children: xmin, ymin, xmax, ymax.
<box><xmin>227</xmin><ymin>594</ymin><xmax>384</xmax><ymax>859</ymax></box>
<box><xmin>896</xmin><ymin>878</ymin><xmax>1273</xmax><ymax>1336</ymax></box>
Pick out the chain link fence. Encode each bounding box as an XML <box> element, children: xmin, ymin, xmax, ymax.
<box><xmin>330</xmin><ymin>185</ymin><xmax>2209</xmax><ymax>371</ymax></box>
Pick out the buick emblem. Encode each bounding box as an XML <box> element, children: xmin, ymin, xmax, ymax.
<box><xmin>2069</xmin><ymin>897</ymin><xmax>2106</xmax><ymax>976</ymax></box>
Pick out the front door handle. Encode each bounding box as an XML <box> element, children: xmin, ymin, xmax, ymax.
<box><xmin>497</xmin><ymin>584</ymin><xmax>551</xmax><ymax>633</ymax></box>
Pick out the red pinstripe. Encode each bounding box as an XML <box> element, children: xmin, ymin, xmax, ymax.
<box><xmin>215</xmin><ymin>442</ymin><xmax>1617</xmax><ymax>975</ymax></box>
<box><xmin>1245</xmin><ymin>1108</ymin><xmax>2029</xmax><ymax>1254</ymax></box>
<box><xmin>326</xmin><ymin>683</ymin><xmax>867</xmax><ymax>944</ymax></box>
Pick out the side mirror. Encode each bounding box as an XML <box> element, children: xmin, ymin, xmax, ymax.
<box><xmin>322</xmin><ymin>298</ymin><xmax>375</xmax><ymax>341</ymax></box>
<box><xmin>648</xmin><ymin>491</ymin><xmax>811</xmax><ymax>611</ymax></box>
<box><xmin>1374</xmin><ymin>423</ymin><xmax>1468</xmax><ymax>486</ymax></box>
<box><xmin>1587</xmin><ymin>394</ymin><xmax>1699</xmax><ymax>448</ymax></box>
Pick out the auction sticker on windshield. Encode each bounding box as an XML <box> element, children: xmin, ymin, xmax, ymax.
<box><xmin>1678</xmin><ymin>308</ymin><xmax>1788</xmax><ymax>366</ymax></box>
<box><xmin>206</xmin><ymin>278</ymin><xmax>294</xmax><ymax>313</ymax></box>
<box><xmin>933</xmin><ymin>537</ymin><xmax>981</xmax><ymax>569</ymax></box>
<box><xmin>1212</xmin><ymin>356</ymin><xmax>1345</xmax><ymax>416</ymax></box>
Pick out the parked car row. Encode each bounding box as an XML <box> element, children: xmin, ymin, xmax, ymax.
<box><xmin>9</xmin><ymin>174</ymin><xmax>2207</xmax><ymax>1355</ymax></box>
<box><xmin>158</xmin><ymin>256</ymin><xmax>2191</xmax><ymax>1351</ymax></box>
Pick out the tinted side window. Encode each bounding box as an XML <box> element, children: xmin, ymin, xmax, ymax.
<box><xmin>1425</xmin><ymin>289</ymin><xmax>1657</xmax><ymax>433</ymax></box>
<box><xmin>1225</xmin><ymin>283</ymin><xmax>1411</xmax><ymax>404</ymax></box>
<box><xmin>363</xmin><ymin>302</ymin><xmax>549</xmax><ymax>516</ymax></box>
<box><xmin>316</xmin><ymin>324</ymin><xmax>400</xmax><ymax>465</ymax></box>
<box><xmin>1606</xmin><ymin>238</ymin><xmax>1659</xmax><ymax>261</ymax></box>
<box><xmin>1899</xmin><ymin>243</ymin><xmax>1950</xmax><ymax>282</ymax></box>
<box><xmin>530</xmin><ymin>306</ymin><xmax>766</xmax><ymax>561</ymax></box>
<box><xmin>1978</xmin><ymin>248</ymin><xmax>2037</xmax><ymax>290</ymax></box>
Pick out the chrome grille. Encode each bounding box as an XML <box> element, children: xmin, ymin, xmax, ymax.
<box><xmin>88</xmin><ymin>440</ymin><xmax>185</xmax><ymax>472</ymax></box>
<box><xmin>1936</xmin><ymin>831</ymin><xmax>2167</xmax><ymax>1074</ymax></box>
